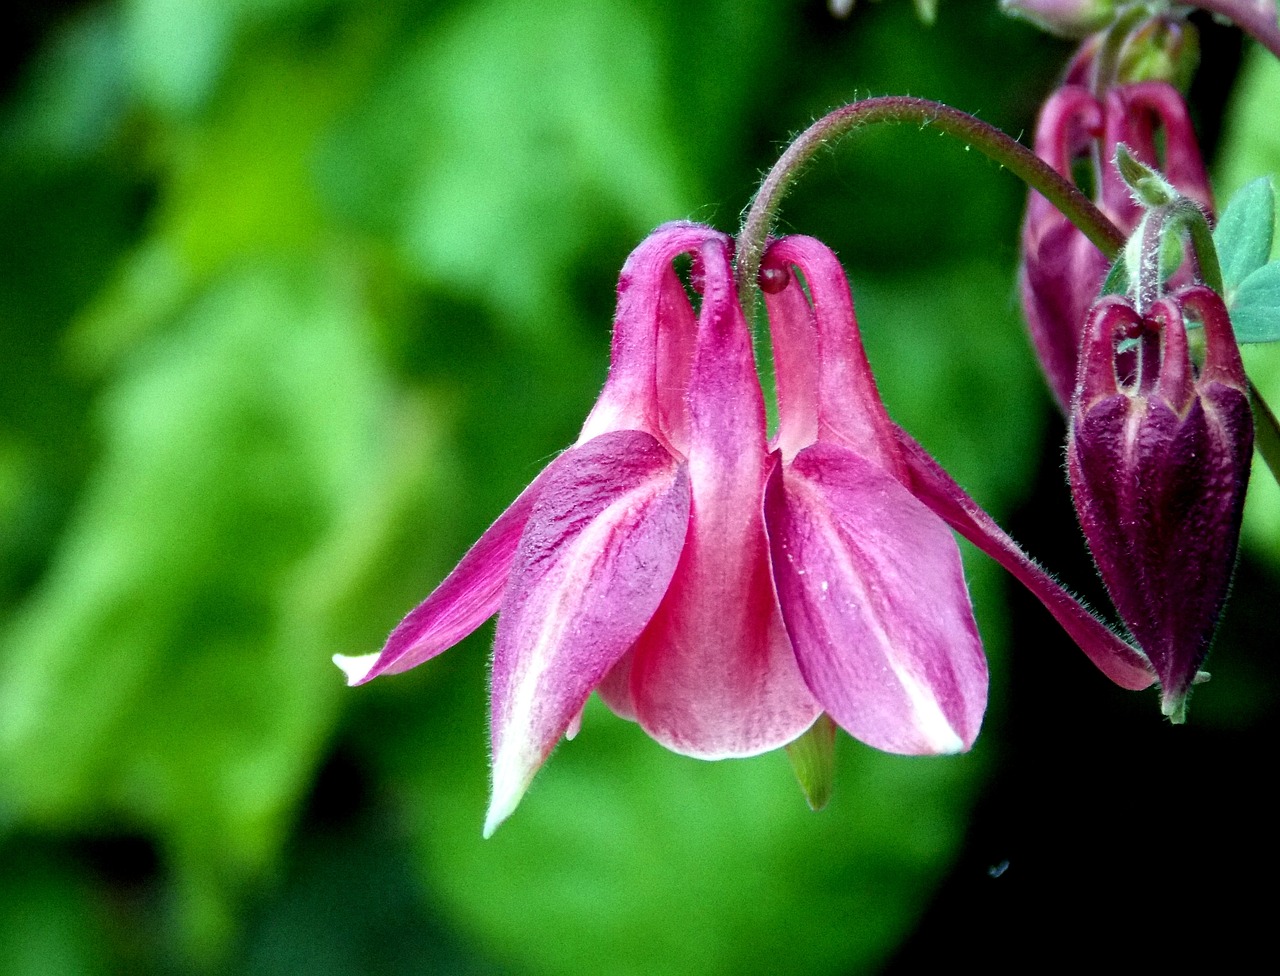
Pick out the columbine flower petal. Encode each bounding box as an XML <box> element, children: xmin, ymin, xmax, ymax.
<box><xmin>761</xmin><ymin>235</ymin><xmax>986</xmax><ymax>753</ymax></box>
<box><xmin>607</xmin><ymin>236</ymin><xmax>820</xmax><ymax>758</ymax></box>
<box><xmin>577</xmin><ymin>221</ymin><xmax>712</xmax><ymax>452</ymax></box>
<box><xmin>766</xmin><ymin>442</ymin><xmax>986</xmax><ymax>754</ymax></box>
<box><xmin>486</xmin><ymin>429</ymin><xmax>690</xmax><ymax>835</ymax></box>
<box><xmin>335</xmin><ymin>466</ymin><xmax>551</xmax><ymax>686</ymax></box>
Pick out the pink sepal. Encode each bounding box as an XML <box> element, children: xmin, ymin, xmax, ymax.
<box><xmin>487</xmin><ymin>429</ymin><xmax>690</xmax><ymax>833</ymax></box>
<box><xmin>892</xmin><ymin>426</ymin><xmax>1156</xmax><ymax>691</ymax></box>
<box><xmin>767</xmin><ymin>442</ymin><xmax>987</xmax><ymax>755</ymax></box>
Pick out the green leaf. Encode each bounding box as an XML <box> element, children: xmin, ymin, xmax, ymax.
<box><xmin>0</xmin><ymin>260</ymin><xmax>426</xmax><ymax>957</ymax></box>
<box><xmin>1214</xmin><ymin>176</ymin><xmax>1275</xmax><ymax>296</ymax></box>
<box><xmin>1101</xmin><ymin>253</ymin><xmax>1130</xmax><ymax>296</ymax></box>
<box><xmin>1228</xmin><ymin>261</ymin><xmax>1280</xmax><ymax>342</ymax></box>
<box><xmin>1215</xmin><ymin>45</ymin><xmax>1280</xmax><ymax>565</ymax></box>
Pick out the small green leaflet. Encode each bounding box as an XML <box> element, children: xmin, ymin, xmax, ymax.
<box><xmin>1215</xmin><ymin>177</ymin><xmax>1275</xmax><ymax>297</ymax></box>
<box><xmin>1215</xmin><ymin>176</ymin><xmax>1280</xmax><ymax>342</ymax></box>
<box><xmin>1229</xmin><ymin>262</ymin><xmax>1280</xmax><ymax>342</ymax></box>
<box><xmin>1101</xmin><ymin>253</ymin><xmax>1129</xmax><ymax>296</ymax></box>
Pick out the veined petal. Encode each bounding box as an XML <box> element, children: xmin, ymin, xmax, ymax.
<box><xmin>486</xmin><ymin>430</ymin><xmax>690</xmax><ymax>836</ymax></box>
<box><xmin>892</xmin><ymin>426</ymin><xmax>1156</xmax><ymax>690</ymax></box>
<box><xmin>625</xmin><ymin>486</ymin><xmax>820</xmax><ymax>758</ymax></box>
<box><xmin>339</xmin><ymin>463</ymin><xmax>555</xmax><ymax>686</ymax></box>
<box><xmin>766</xmin><ymin>442</ymin><xmax>987</xmax><ymax>755</ymax></box>
<box><xmin>622</xmin><ymin>238</ymin><xmax>820</xmax><ymax>757</ymax></box>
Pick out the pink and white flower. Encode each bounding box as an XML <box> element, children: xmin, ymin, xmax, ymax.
<box><xmin>337</xmin><ymin>223</ymin><xmax>1152</xmax><ymax>835</ymax></box>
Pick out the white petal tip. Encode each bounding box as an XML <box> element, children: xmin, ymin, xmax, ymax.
<box><xmin>482</xmin><ymin>790</ymin><xmax>519</xmax><ymax>840</ymax></box>
<box><xmin>483</xmin><ymin>747</ymin><xmax>537</xmax><ymax>838</ymax></box>
<box><xmin>932</xmin><ymin>729</ymin><xmax>968</xmax><ymax>755</ymax></box>
<box><xmin>910</xmin><ymin>705</ymin><xmax>967</xmax><ymax>755</ymax></box>
<box><xmin>564</xmin><ymin>708</ymin><xmax>584</xmax><ymax>741</ymax></box>
<box><xmin>332</xmin><ymin>652</ymin><xmax>380</xmax><ymax>686</ymax></box>
<box><xmin>887</xmin><ymin>660</ymin><xmax>971</xmax><ymax>754</ymax></box>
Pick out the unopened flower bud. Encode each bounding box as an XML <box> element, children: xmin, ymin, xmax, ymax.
<box><xmin>1067</xmin><ymin>287</ymin><xmax>1253</xmax><ymax>720</ymax></box>
<box><xmin>1118</xmin><ymin>16</ymin><xmax>1199</xmax><ymax>90</ymax></box>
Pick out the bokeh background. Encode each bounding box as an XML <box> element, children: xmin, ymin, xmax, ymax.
<box><xmin>2</xmin><ymin>1</ymin><xmax>1278</xmax><ymax>973</ymax></box>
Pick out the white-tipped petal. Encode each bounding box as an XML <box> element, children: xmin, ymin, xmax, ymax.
<box><xmin>483</xmin><ymin>739</ymin><xmax>540</xmax><ymax>839</ymax></box>
<box><xmin>332</xmin><ymin>652</ymin><xmax>380</xmax><ymax>686</ymax></box>
<box><xmin>487</xmin><ymin>430</ymin><xmax>690</xmax><ymax>831</ymax></box>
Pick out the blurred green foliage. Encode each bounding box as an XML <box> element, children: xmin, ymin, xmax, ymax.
<box><xmin>1219</xmin><ymin>45</ymin><xmax>1280</xmax><ymax>559</ymax></box>
<box><xmin>2</xmin><ymin>1</ymin><xmax>1271</xmax><ymax>974</ymax></box>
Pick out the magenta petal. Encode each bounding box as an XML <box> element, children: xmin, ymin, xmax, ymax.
<box><xmin>892</xmin><ymin>426</ymin><xmax>1156</xmax><ymax>691</ymax></box>
<box><xmin>626</xmin><ymin>493</ymin><xmax>820</xmax><ymax>758</ymax></box>
<box><xmin>766</xmin><ymin>442</ymin><xmax>987</xmax><ymax>755</ymax></box>
<box><xmin>486</xmin><ymin>429</ymin><xmax>690</xmax><ymax>835</ymax></box>
<box><xmin>624</xmin><ymin>239</ymin><xmax>820</xmax><ymax>758</ymax></box>
<box><xmin>341</xmin><ymin>463</ymin><xmax>557</xmax><ymax>686</ymax></box>
<box><xmin>595</xmin><ymin>645</ymin><xmax>640</xmax><ymax>721</ymax></box>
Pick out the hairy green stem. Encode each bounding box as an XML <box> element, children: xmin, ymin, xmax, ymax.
<box><xmin>737</xmin><ymin>93</ymin><xmax>1280</xmax><ymax>483</ymax></box>
<box><xmin>735</xmin><ymin>96</ymin><xmax>1125</xmax><ymax>299</ymax></box>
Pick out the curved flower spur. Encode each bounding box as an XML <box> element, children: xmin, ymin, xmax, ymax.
<box><xmin>336</xmin><ymin>223</ymin><xmax>1154</xmax><ymax>834</ymax></box>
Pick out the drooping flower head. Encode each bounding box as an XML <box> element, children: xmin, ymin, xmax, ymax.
<box><xmin>336</xmin><ymin>223</ymin><xmax>1152</xmax><ymax>834</ymax></box>
<box><xmin>1068</xmin><ymin>286</ymin><xmax>1253</xmax><ymax>719</ymax></box>
<box><xmin>1020</xmin><ymin>80</ymin><xmax>1213</xmax><ymax>410</ymax></box>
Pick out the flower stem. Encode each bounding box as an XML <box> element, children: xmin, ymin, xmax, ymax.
<box><xmin>1191</xmin><ymin>0</ymin><xmax>1280</xmax><ymax>62</ymax></box>
<box><xmin>737</xmin><ymin>93</ymin><xmax>1280</xmax><ymax>485</ymax></box>
<box><xmin>735</xmin><ymin>97</ymin><xmax>1125</xmax><ymax>299</ymax></box>
<box><xmin>1250</xmin><ymin>379</ymin><xmax>1280</xmax><ymax>485</ymax></box>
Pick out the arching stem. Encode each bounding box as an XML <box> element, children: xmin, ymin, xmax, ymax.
<box><xmin>735</xmin><ymin>97</ymin><xmax>1125</xmax><ymax>300</ymax></box>
<box><xmin>736</xmin><ymin>94</ymin><xmax>1280</xmax><ymax>485</ymax></box>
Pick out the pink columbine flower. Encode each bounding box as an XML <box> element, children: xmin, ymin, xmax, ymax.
<box><xmin>336</xmin><ymin>223</ymin><xmax>1152</xmax><ymax>835</ymax></box>
<box><xmin>1020</xmin><ymin>80</ymin><xmax>1213</xmax><ymax>411</ymax></box>
<box><xmin>1068</xmin><ymin>286</ymin><xmax>1253</xmax><ymax>720</ymax></box>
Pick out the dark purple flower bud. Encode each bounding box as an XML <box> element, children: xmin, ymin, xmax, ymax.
<box><xmin>1067</xmin><ymin>286</ymin><xmax>1253</xmax><ymax>719</ymax></box>
<box><xmin>1020</xmin><ymin>81</ymin><xmax>1213</xmax><ymax>411</ymax></box>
